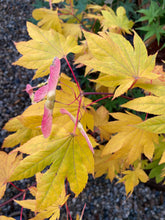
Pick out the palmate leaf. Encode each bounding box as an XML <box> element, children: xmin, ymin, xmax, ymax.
<box><xmin>2</xmin><ymin>115</ymin><xmax>42</xmax><ymax>148</ymax></box>
<box><xmin>122</xmin><ymin>96</ymin><xmax>165</xmax><ymax>134</ymax></box>
<box><xmin>32</xmin><ymin>8</ymin><xmax>63</xmax><ymax>32</ymax></box>
<box><xmin>0</xmin><ymin>151</ymin><xmax>22</xmax><ymax>199</ymax></box>
<box><xmin>101</xmin><ymin>112</ymin><xmax>158</xmax><ymax>165</ymax></box>
<box><xmin>9</xmin><ymin>125</ymin><xmax>95</xmax><ymax>210</ymax></box>
<box><xmin>118</xmin><ymin>166</ymin><xmax>149</xmax><ymax>196</ymax></box>
<box><xmin>13</xmin><ymin>22</ymin><xmax>82</xmax><ymax>79</ymax></box>
<box><xmin>83</xmin><ymin>30</ymin><xmax>157</xmax><ymax>98</ymax></box>
<box><xmin>94</xmin><ymin>145</ymin><xmax>122</xmax><ymax>182</ymax></box>
<box><xmin>15</xmin><ymin>188</ymin><xmax>69</xmax><ymax>220</ymax></box>
<box><xmin>101</xmin><ymin>6</ymin><xmax>134</xmax><ymax>34</ymax></box>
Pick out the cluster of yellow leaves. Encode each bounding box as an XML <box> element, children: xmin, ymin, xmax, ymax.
<box><xmin>93</xmin><ymin>111</ymin><xmax>159</xmax><ymax>195</ymax></box>
<box><xmin>2</xmin><ymin>1</ymin><xmax>165</xmax><ymax>219</ymax></box>
<box><xmin>2</xmin><ymin>74</ymin><xmax>95</xmax><ymax>211</ymax></box>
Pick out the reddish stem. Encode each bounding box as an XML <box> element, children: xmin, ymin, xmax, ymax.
<box><xmin>65</xmin><ymin>179</ymin><xmax>72</xmax><ymax>220</ymax></box>
<box><xmin>69</xmin><ymin>0</ymin><xmax>74</xmax><ymax>16</ymax></box>
<box><xmin>0</xmin><ymin>182</ymin><xmax>36</xmax><ymax>208</ymax></box>
<box><xmin>64</xmin><ymin>56</ymin><xmax>82</xmax><ymax>92</ymax></box>
<box><xmin>85</xmin><ymin>94</ymin><xmax>113</xmax><ymax>108</ymax></box>
<box><xmin>145</xmin><ymin>113</ymin><xmax>148</xmax><ymax>121</ymax></box>
<box><xmin>9</xmin><ymin>182</ymin><xmax>24</xmax><ymax>192</ymax></box>
<box><xmin>20</xmin><ymin>192</ymin><xmax>26</xmax><ymax>220</ymax></box>
<box><xmin>74</xmin><ymin>96</ymin><xmax>82</xmax><ymax>134</ymax></box>
<box><xmin>83</xmin><ymin>92</ymin><xmax>133</xmax><ymax>100</ymax></box>
<box><xmin>80</xmin><ymin>203</ymin><xmax>86</xmax><ymax>219</ymax></box>
<box><xmin>129</xmin><ymin>79</ymin><xmax>138</xmax><ymax>90</ymax></box>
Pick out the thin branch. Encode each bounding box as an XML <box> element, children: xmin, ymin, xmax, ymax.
<box><xmin>0</xmin><ymin>182</ymin><xmax>36</xmax><ymax>208</ymax></box>
<box><xmin>83</xmin><ymin>92</ymin><xmax>133</xmax><ymax>100</ymax></box>
<box><xmin>85</xmin><ymin>94</ymin><xmax>113</xmax><ymax>108</ymax></box>
<box><xmin>9</xmin><ymin>182</ymin><xmax>24</xmax><ymax>192</ymax></box>
<box><xmin>73</xmin><ymin>96</ymin><xmax>82</xmax><ymax>134</ymax></box>
<box><xmin>64</xmin><ymin>56</ymin><xmax>82</xmax><ymax>92</ymax></box>
<box><xmin>20</xmin><ymin>192</ymin><xmax>26</xmax><ymax>220</ymax></box>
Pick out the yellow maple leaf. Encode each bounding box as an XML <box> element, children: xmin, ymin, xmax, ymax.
<box><xmin>15</xmin><ymin>188</ymin><xmax>69</xmax><ymax>220</ymax></box>
<box><xmin>135</xmin><ymin>65</ymin><xmax>165</xmax><ymax>96</ymax></box>
<box><xmin>58</xmin><ymin>3</ymin><xmax>82</xmax><ymax>23</ymax></box>
<box><xmin>2</xmin><ymin>116</ymin><xmax>41</xmax><ymax>148</ymax></box>
<box><xmin>102</xmin><ymin>112</ymin><xmax>158</xmax><ymax>165</ymax></box>
<box><xmin>122</xmin><ymin>96</ymin><xmax>165</xmax><ymax>134</ymax></box>
<box><xmin>13</xmin><ymin>22</ymin><xmax>82</xmax><ymax>79</ymax></box>
<box><xmin>62</xmin><ymin>23</ymin><xmax>82</xmax><ymax>38</ymax></box>
<box><xmin>83</xmin><ymin>30</ymin><xmax>158</xmax><ymax>98</ymax></box>
<box><xmin>94</xmin><ymin>145</ymin><xmax>122</xmax><ymax>182</ymax></box>
<box><xmin>0</xmin><ymin>217</ymin><xmax>15</xmax><ymax>220</ymax></box>
<box><xmin>91</xmin><ymin>106</ymin><xmax>111</xmax><ymax>140</ymax></box>
<box><xmin>9</xmin><ymin>122</ymin><xmax>95</xmax><ymax>210</ymax></box>
<box><xmin>0</xmin><ymin>151</ymin><xmax>22</xmax><ymax>199</ymax></box>
<box><xmin>118</xmin><ymin>166</ymin><xmax>149</xmax><ymax>196</ymax></box>
<box><xmin>32</xmin><ymin>8</ymin><xmax>63</xmax><ymax>32</ymax></box>
<box><xmin>101</xmin><ymin>6</ymin><xmax>134</xmax><ymax>34</ymax></box>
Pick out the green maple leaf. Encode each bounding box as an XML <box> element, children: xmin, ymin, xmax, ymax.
<box><xmin>137</xmin><ymin>1</ymin><xmax>163</xmax><ymax>24</ymax></box>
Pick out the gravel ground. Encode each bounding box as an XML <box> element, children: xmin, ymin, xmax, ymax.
<box><xmin>1</xmin><ymin>1</ymin><xmax>165</xmax><ymax>219</ymax></box>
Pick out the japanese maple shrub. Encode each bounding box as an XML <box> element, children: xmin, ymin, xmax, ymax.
<box><xmin>1</xmin><ymin>0</ymin><xmax>165</xmax><ymax>219</ymax></box>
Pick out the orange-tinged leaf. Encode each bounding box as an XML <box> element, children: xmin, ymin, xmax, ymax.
<box><xmin>0</xmin><ymin>151</ymin><xmax>22</xmax><ymax>199</ymax></box>
<box><xmin>101</xmin><ymin>6</ymin><xmax>134</xmax><ymax>34</ymax></box>
<box><xmin>32</xmin><ymin>8</ymin><xmax>62</xmax><ymax>32</ymax></box>
<box><xmin>13</xmin><ymin>22</ymin><xmax>82</xmax><ymax>79</ymax></box>
<box><xmin>83</xmin><ymin>30</ymin><xmax>157</xmax><ymax>98</ymax></box>
<box><xmin>118</xmin><ymin>167</ymin><xmax>149</xmax><ymax>196</ymax></box>
<box><xmin>0</xmin><ymin>152</ymin><xmax>22</xmax><ymax>183</ymax></box>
